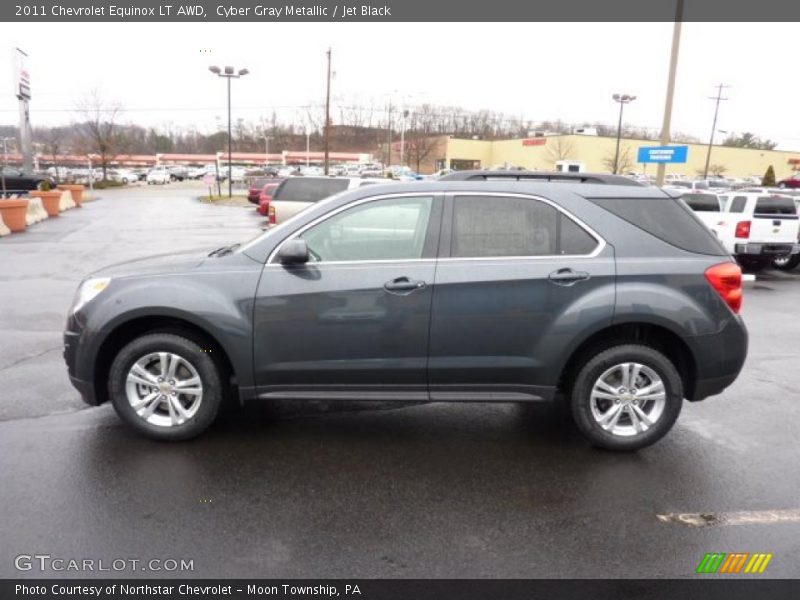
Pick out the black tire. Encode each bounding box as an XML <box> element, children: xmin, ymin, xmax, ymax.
<box><xmin>570</xmin><ymin>344</ymin><xmax>683</xmax><ymax>451</ymax></box>
<box><xmin>108</xmin><ymin>333</ymin><xmax>223</xmax><ymax>441</ymax></box>
<box><xmin>772</xmin><ymin>254</ymin><xmax>800</xmax><ymax>271</ymax></box>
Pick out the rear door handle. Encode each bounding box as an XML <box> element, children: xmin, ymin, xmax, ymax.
<box><xmin>548</xmin><ymin>268</ymin><xmax>590</xmax><ymax>285</ymax></box>
<box><xmin>384</xmin><ymin>276</ymin><xmax>427</xmax><ymax>295</ymax></box>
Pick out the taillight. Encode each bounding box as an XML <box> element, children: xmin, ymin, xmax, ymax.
<box><xmin>705</xmin><ymin>262</ymin><xmax>743</xmax><ymax>313</ymax></box>
<box><xmin>735</xmin><ymin>220</ymin><xmax>751</xmax><ymax>239</ymax></box>
<box><xmin>269</xmin><ymin>205</ymin><xmax>276</xmax><ymax>224</ymax></box>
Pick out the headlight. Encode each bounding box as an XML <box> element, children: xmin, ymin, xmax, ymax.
<box><xmin>72</xmin><ymin>277</ymin><xmax>111</xmax><ymax>314</ymax></box>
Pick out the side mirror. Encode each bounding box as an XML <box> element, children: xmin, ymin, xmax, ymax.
<box><xmin>277</xmin><ymin>239</ymin><xmax>310</xmax><ymax>265</ymax></box>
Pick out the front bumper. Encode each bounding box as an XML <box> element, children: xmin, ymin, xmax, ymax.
<box><xmin>735</xmin><ymin>243</ymin><xmax>800</xmax><ymax>256</ymax></box>
<box><xmin>64</xmin><ymin>328</ymin><xmax>100</xmax><ymax>406</ymax></box>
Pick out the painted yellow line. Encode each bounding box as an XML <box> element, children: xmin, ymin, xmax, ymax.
<box><xmin>657</xmin><ymin>509</ymin><xmax>800</xmax><ymax>527</ymax></box>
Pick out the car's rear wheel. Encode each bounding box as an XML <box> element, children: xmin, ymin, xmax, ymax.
<box><xmin>108</xmin><ymin>333</ymin><xmax>223</xmax><ymax>441</ymax></box>
<box><xmin>772</xmin><ymin>254</ymin><xmax>800</xmax><ymax>271</ymax></box>
<box><xmin>570</xmin><ymin>344</ymin><xmax>683</xmax><ymax>451</ymax></box>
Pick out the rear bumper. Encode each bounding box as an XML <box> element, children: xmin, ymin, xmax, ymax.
<box><xmin>686</xmin><ymin>316</ymin><xmax>748</xmax><ymax>401</ymax></box>
<box><xmin>735</xmin><ymin>243</ymin><xmax>800</xmax><ymax>256</ymax></box>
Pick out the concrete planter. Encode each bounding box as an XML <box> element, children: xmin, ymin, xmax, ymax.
<box><xmin>0</xmin><ymin>199</ymin><xmax>30</xmax><ymax>232</ymax></box>
<box><xmin>30</xmin><ymin>190</ymin><xmax>62</xmax><ymax>217</ymax></box>
<box><xmin>57</xmin><ymin>184</ymin><xmax>84</xmax><ymax>206</ymax></box>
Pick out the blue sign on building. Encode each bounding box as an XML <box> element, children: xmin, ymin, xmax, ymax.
<box><xmin>637</xmin><ymin>145</ymin><xmax>689</xmax><ymax>164</ymax></box>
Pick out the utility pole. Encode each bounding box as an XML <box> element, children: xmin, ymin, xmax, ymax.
<box><xmin>655</xmin><ymin>0</ymin><xmax>684</xmax><ymax>187</ymax></box>
<box><xmin>703</xmin><ymin>83</ymin><xmax>729</xmax><ymax>179</ymax></box>
<box><xmin>324</xmin><ymin>47</ymin><xmax>332</xmax><ymax>175</ymax></box>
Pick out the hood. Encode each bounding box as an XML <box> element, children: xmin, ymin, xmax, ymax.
<box><xmin>91</xmin><ymin>248</ymin><xmax>211</xmax><ymax>279</ymax></box>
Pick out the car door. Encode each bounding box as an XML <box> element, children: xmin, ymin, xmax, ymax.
<box><xmin>253</xmin><ymin>193</ymin><xmax>443</xmax><ymax>399</ymax></box>
<box><xmin>428</xmin><ymin>192</ymin><xmax>615</xmax><ymax>401</ymax></box>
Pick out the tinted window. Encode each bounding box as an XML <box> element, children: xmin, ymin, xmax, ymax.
<box><xmin>272</xmin><ymin>178</ymin><xmax>349</xmax><ymax>203</ymax></box>
<box><xmin>683</xmin><ymin>193</ymin><xmax>720</xmax><ymax>212</ymax></box>
<box><xmin>589</xmin><ymin>197</ymin><xmax>725</xmax><ymax>256</ymax></box>
<box><xmin>670</xmin><ymin>181</ymin><xmax>691</xmax><ymax>188</ymax></box>
<box><xmin>452</xmin><ymin>196</ymin><xmax>557</xmax><ymax>257</ymax></box>
<box><xmin>755</xmin><ymin>196</ymin><xmax>797</xmax><ymax>215</ymax></box>
<box><xmin>301</xmin><ymin>196</ymin><xmax>433</xmax><ymax>262</ymax></box>
<box><xmin>729</xmin><ymin>196</ymin><xmax>747</xmax><ymax>213</ymax></box>
<box><xmin>694</xmin><ymin>181</ymin><xmax>710</xmax><ymax>190</ymax></box>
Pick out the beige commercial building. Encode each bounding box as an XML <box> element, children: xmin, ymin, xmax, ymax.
<box><xmin>426</xmin><ymin>134</ymin><xmax>800</xmax><ymax>180</ymax></box>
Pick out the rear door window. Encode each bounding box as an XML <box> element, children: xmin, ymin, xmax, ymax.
<box><xmin>450</xmin><ymin>195</ymin><xmax>598</xmax><ymax>257</ymax></box>
<box><xmin>729</xmin><ymin>196</ymin><xmax>747</xmax><ymax>213</ymax></box>
<box><xmin>272</xmin><ymin>178</ymin><xmax>349</xmax><ymax>203</ymax></box>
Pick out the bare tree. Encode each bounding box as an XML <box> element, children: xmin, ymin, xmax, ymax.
<box><xmin>602</xmin><ymin>145</ymin><xmax>634</xmax><ymax>174</ymax></box>
<box><xmin>544</xmin><ymin>136</ymin><xmax>575</xmax><ymax>167</ymax></box>
<box><xmin>75</xmin><ymin>90</ymin><xmax>126</xmax><ymax>180</ymax></box>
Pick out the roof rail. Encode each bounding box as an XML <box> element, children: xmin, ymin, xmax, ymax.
<box><xmin>439</xmin><ymin>170</ymin><xmax>645</xmax><ymax>186</ymax></box>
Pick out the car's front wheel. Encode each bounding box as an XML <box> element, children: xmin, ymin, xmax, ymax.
<box><xmin>108</xmin><ymin>333</ymin><xmax>223</xmax><ymax>441</ymax></box>
<box><xmin>570</xmin><ymin>344</ymin><xmax>683</xmax><ymax>451</ymax></box>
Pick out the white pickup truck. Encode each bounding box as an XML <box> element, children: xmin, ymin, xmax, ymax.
<box><xmin>682</xmin><ymin>191</ymin><xmax>800</xmax><ymax>271</ymax></box>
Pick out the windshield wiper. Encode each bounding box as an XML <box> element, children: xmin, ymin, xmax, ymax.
<box><xmin>208</xmin><ymin>243</ymin><xmax>240</xmax><ymax>257</ymax></box>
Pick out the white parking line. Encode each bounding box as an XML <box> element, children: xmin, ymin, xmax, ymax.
<box><xmin>657</xmin><ymin>508</ymin><xmax>800</xmax><ymax>527</ymax></box>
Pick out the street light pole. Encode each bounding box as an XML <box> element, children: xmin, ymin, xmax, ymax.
<box><xmin>612</xmin><ymin>94</ymin><xmax>636</xmax><ymax>175</ymax></box>
<box><xmin>209</xmin><ymin>65</ymin><xmax>249</xmax><ymax>197</ymax></box>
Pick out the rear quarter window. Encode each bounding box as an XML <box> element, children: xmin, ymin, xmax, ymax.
<box><xmin>589</xmin><ymin>196</ymin><xmax>726</xmax><ymax>256</ymax></box>
<box><xmin>272</xmin><ymin>178</ymin><xmax>349</xmax><ymax>203</ymax></box>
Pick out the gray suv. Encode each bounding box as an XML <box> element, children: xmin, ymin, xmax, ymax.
<box><xmin>64</xmin><ymin>175</ymin><xmax>748</xmax><ymax>450</ymax></box>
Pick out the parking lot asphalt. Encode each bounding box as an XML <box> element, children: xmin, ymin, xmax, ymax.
<box><xmin>1</xmin><ymin>182</ymin><xmax>799</xmax><ymax>578</ymax></box>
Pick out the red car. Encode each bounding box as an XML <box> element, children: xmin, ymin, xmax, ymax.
<box><xmin>247</xmin><ymin>177</ymin><xmax>279</xmax><ymax>204</ymax></box>
<box><xmin>258</xmin><ymin>181</ymin><xmax>281</xmax><ymax>216</ymax></box>
<box><xmin>778</xmin><ymin>174</ymin><xmax>800</xmax><ymax>189</ymax></box>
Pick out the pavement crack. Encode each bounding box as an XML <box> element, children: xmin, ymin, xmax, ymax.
<box><xmin>0</xmin><ymin>346</ymin><xmax>62</xmax><ymax>372</ymax></box>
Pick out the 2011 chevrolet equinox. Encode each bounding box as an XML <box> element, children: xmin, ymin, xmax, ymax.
<box><xmin>64</xmin><ymin>173</ymin><xmax>748</xmax><ymax>450</ymax></box>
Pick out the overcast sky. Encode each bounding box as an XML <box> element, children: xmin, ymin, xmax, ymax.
<box><xmin>2</xmin><ymin>22</ymin><xmax>798</xmax><ymax>149</ymax></box>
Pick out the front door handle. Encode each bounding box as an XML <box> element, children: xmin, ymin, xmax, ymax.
<box><xmin>384</xmin><ymin>276</ymin><xmax>427</xmax><ymax>295</ymax></box>
<box><xmin>548</xmin><ymin>268</ymin><xmax>590</xmax><ymax>285</ymax></box>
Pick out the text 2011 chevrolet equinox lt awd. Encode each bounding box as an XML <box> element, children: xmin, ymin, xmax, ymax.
<box><xmin>64</xmin><ymin>172</ymin><xmax>748</xmax><ymax>450</ymax></box>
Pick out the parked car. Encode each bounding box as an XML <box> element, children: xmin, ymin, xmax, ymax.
<box><xmin>777</xmin><ymin>174</ymin><xmax>800</xmax><ymax>189</ymax></box>
<box><xmin>247</xmin><ymin>177</ymin><xmax>278</xmax><ymax>204</ymax></box>
<box><xmin>0</xmin><ymin>167</ymin><xmax>54</xmax><ymax>193</ymax></box>
<box><xmin>258</xmin><ymin>181</ymin><xmax>282</xmax><ymax>216</ymax></box>
<box><xmin>187</xmin><ymin>167</ymin><xmax>207</xmax><ymax>179</ymax></box>
<box><xmin>146</xmin><ymin>167</ymin><xmax>171</xmax><ymax>185</ymax></box>
<box><xmin>65</xmin><ymin>176</ymin><xmax>748</xmax><ymax>450</ymax></box>
<box><xmin>167</xmin><ymin>166</ymin><xmax>189</xmax><ymax>181</ymax></box>
<box><xmin>707</xmin><ymin>192</ymin><xmax>800</xmax><ymax>270</ymax></box>
<box><xmin>662</xmin><ymin>180</ymin><xmax>710</xmax><ymax>193</ymax></box>
<box><xmin>268</xmin><ymin>176</ymin><xmax>389</xmax><ymax>225</ymax></box>
<box><xmin>110</xmin><ymin>169</ymin><xmax>140</xmax><ymax>184</ymax></box>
